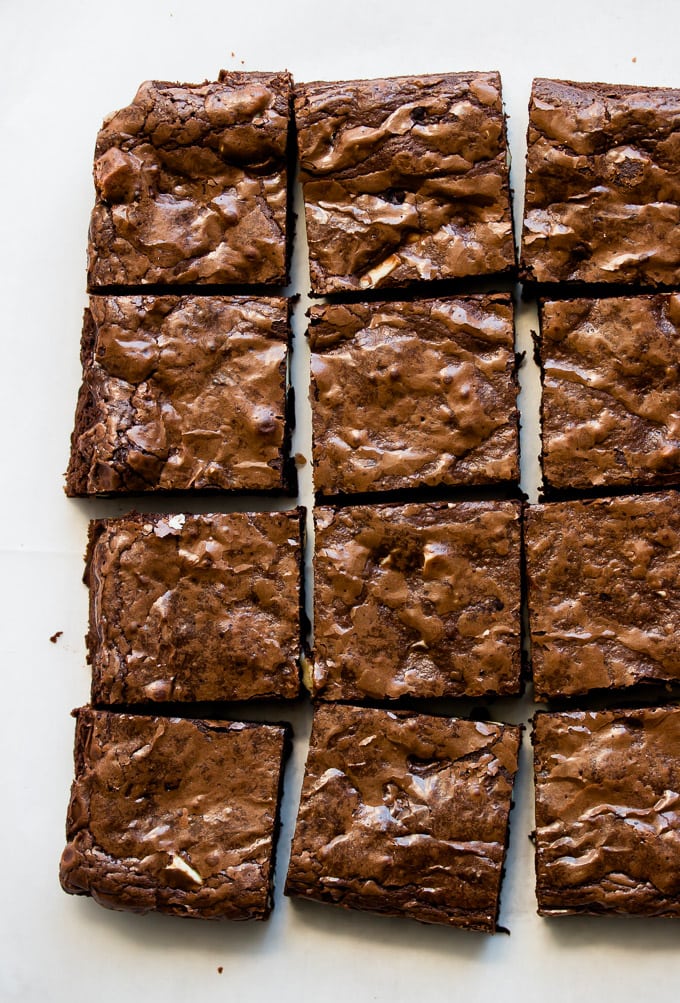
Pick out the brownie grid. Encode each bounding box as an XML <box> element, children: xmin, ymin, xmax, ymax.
<box><xmin>62</xmin><ymin>69</ymin><xmax>680</xmax><ymax>929</ymax></box>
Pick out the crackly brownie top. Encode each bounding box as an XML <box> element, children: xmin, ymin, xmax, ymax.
<box><xmin>312</xmin><ymin>501</ymin><xmax>521</xmax><ymax>701</ymax></box>
<box><xmin>286</xmin><ymin>703</ymin><xmax>521</xmax><ymax>932</ymax></box>
<box><xmin>526</xmin><ymin>492</ymin><xmax>680</xmax><ymax>700</ymax></box>
<box><xmin>88</xmin><ymin>71</ymin><xmax>292</xmax><ymax>287</ymax></box>
<box><xmin>540</xmin><ymin>295</ymin><xmax>680</xmax><ymax>490</ymax></box>
<box><xmin>534</xmin><ymin>706</ymin><xmax>680</xmax><ymax>917</ymax></box>
<box><xmin>86</xmin><ymin>511</ymin><xmax>301</xmax><ymax>704</ymax></box>
<box><xmin>522</xmin><ymin>78</ymin><xmax>680</xmax><ymax>286</ymax></box>
<box><xmin>66</xmin><ymin>295</ymin><xmax>289</xmax><ymax>495</ymax></box>
<box><xmin>309</xmin><ymin>294</ymin><xmax>518</xmax><ymax>494</ymax></box>
<box><xmin>295</xmin><ymin>72</ymin><xmax>514</xmax><ymax>293</ymax></box>
<box><xmin>60</xmin><ymin>708</ymin><xmax>289</xmax><ymax>919</ymax></box>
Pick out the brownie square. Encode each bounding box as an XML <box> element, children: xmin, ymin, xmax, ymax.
<box><xmin>539</xmin><ymin>295</ymin><xmax>680</xmax><ymax>491</ymax></box>
<box><xmin>526</xmin><ymin>493</ymin><xmax>679</xmax><ymax>700</ymax></box>
<box><xmin>521</xmin><ymin>78</ymin><xmax>680</xmax><ymax>286</ymax></box>
<box><xmin>311</xmin><ymin>501</ymin><xmax>522</xmax><ymax>701</ymax></box>
<box><xmin>60</xmin><ymin>708</ymin><xmax>290</xmax><ymax>919</ymax></box>
<box><xmin>88</xmin><ymin>72</ymin><xmax>292</xmax><ymax>288</ymax></box>
<box><xmin>286</xmin><ymin>704</ymin><xmax>521</xmax><ymax>932</ymax></box>
<box><xmin>309</xmin><ymin>294</ymin><xmax>519</xmax><ymax>495</ymax></box>
<box><xmin>86</xmin><ymin>510</ymin><xmax>302</xmax><ymax>704</ymax></box>
<box><xmin>533</xmin><ymin>706</ymin><xmax>680</xmax><ymax>917</ymax></box>
<box><xmin>295</xmin><ymin>72</ymin><xmax>515</xmax><ymax>294</ymax></box>
<box><xmin>66</xmin><ymin>295</ymin><xmax>291</xmax><ymax>495</ymax></box>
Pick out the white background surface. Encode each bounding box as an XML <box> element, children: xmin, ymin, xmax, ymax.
<box><xmin>2</xmin><ymin>1</ymin><xmax>680</xmax><ymax>999</ymax></box>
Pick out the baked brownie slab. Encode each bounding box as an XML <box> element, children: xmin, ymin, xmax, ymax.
<box><xmin>66</xmin><ymin>295</ymin><xmax>290</xmax><ymax>495</ymax></box>
<box><xmin>312</xmin><ymin>501</ymin><xmax>522</xmax><ymax>701</ymax></box>
<box><xmin>286</xmin><ymin>704</ymin><xmax>521</xmax><ymax>932</ymax></box>
<box><xmin>295</xmin><ymin>72</ymin><xmax>515</xmax><ymax>294</ymax></box>
<box><xmin>525</xmin><ymin>492</ymin><xmax>679</xmax><ymax>701</ymax></box>
<box><xmin>539</xmin><ymin>295</ymin><xmax>680</xmax><ymax>491</ymax></box>
<box><xmin>60</xmin><ymin>708</ymin><xmax>290</xmax><ymax>919</ymax></box>
<box><xmin>309</xmin><ymin>294</ymin><xmax>519</xmax><ymax>495</ymax></box>
<box><xmin>534</xmin><ymin>706</ymin><xmax>680</xmax><ymax>917</ymax></box>
<box><xmin>521</xmin><ymin>78</ymin><xmax>680</xmax><ymax>286</ymax></box>
<box><xmin>86</xmin><ymin>510</ymin><xmax>302</xmax><ymax>704</ymax></box>
<box><xmin>88</xmin><ymin>72</ymin><xmax>292</xmax><ymax>288</ymax></box>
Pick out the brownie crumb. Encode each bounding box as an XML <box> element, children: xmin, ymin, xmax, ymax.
<box><xmin>50</xmin><ymin>631</ymin><xmax>63</xmax><ymax>644</ymax></box>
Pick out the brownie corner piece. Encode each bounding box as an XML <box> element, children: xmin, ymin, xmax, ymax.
<box><xmin>538</xmin><ymin>294</ymin><xmax>680</xmax><ymax>492</ymax></box>
<box><xmin>521</xmin><ymin>77</ymin><xmax>680</xmax><ymax>286</ymax></box>
<box><xmin>86</xmin><ymin>510</ymin><xmax>302</xmax><ymax>705</ymax></box>
<box><xmin>312</xmin><ymin>500</ymin><xmax>522</xmax><ymax>702</ymax></box>
<box><xmin>88</xmin><ymin>71</ymin><xmax>293</xmax><ymax>288</ymax></box>
<box><xmin>286</xmin><ymin>703</ymin><xmax>521</xmax><ymax>932</ymax></box>
<box><xmin>295</xmin><ymin>71</ymin><xmax>515</xmax><ymax>294</ymax></box>
<box><xmin>66</xmin><ymin>295</ymin><xmax>291</xmax><ymax>496</ymax></box>
<box><xmin>533</xmin><ymin>705</ymin><xmax>680</xmax><ymax>917</ymax></box>
<box><xmin>309</xmin><ymin>294</ymin><xmax>519</xmax><ymax>495</ymax></box>
<box><xmin>60</xmin><ymin>707</ymin><xmax>290</xmax><ymax>919</ymax></box>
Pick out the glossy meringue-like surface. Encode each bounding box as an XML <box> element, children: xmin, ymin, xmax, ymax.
<box><xmin>295</xmin><ymin>72</ymin><xmax>515</xmax><ymax>294</ymax></box>
<box><xmin>60</xmin><ymin>708</ymin><xmax>289</xmax><ymax>919</ymax></box>
<box><xmin>540</xmin><ymin>294</ymin><xmax>680</xmax><ymax>490</ymax></box>
<box><xmin>534</xmin><ymin>706</ymin><xmax>680</xmax><ymax>917</ymax></box>
<box><xmin>313</xmin><ymin>501</ymin><xmax>522</xmax><ymax>701</ymax></box>
<box><xmin>86</xmin><ymin>511</ymin><xmax>301</xmax><ymax>704</ymax></box>
<box><xmin>309</xmin><ymin>294</ymin><xmax>519</xmax><ymax>494</ymax></box>
<box><xmin>88</xmin><ymin>72</ymin><xmax>292</xmax><ymax>287</ymax></box>
<box><xmin>286</xmin><ymin>704</ymin><xmax>521</xmax><ymax>932</ymax></box>
<box><xmin>521</xmin><ymin>78</ymin><xmax>680</xmax><ymax>285</ymax></box>
<box><xmin>66</xmin><ymin>295</ymin><xmax>289</xmax><ymax>495</ymax></box>
<box><xmin>525</xmin><ymin>493</ymin><xmax>680</xmax><ymax>700</ymax></box>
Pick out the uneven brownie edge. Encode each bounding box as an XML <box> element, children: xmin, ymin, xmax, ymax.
<box><xmin>65</xmin><ymin>295</ymin><xmax>293</xmax><ymax>497</ymax></box>
<box><xmin>295</xmin><ymin>72</ymin><xmax>516</xmax><ymax>295</ymax></box>
<box><xmin>307</xmin><ymin>293</ymin><xmax>520</xmax><ymax>496</ymax></box>
<box><xmin>87</xmin><ymin>71</ymin><xmax>293</xmax><ymax>289</ymax></box>
<box><xmin>520</xmin><ymin>78</ymin><xmax>680</xmax><ymax>287</ymax></box>
<box><xmin>532</xmin><ymin>706</ymin><xmax>680</xmax><ymax>918</ymax></box>
<box><xmin>537</xmin><ymin>294</ymin><xmax>680</xmax><ymax>494</ymax></box>
<box><xmin>59</xmin><ymin>708</ymin><xmax>291</xmax><ymax>920</ymax></box>
<box><xmin>525</xmin><ymin>492</ymin><xmax>680</xmax><ymax>701</ymax></box>
<box><xmin>311</xmin><ymin>500</ymin><xmax>523</xmax><ymax>702</ymax></box>
<box><xmin>84</xmin><ymin>510</ymin><xmax>303</xmax><ymax>705</ymax></box>
<box><xmin>285</xmin><ymin>704</ymin><xmax>522</xmax><ymax>932</ymax></box>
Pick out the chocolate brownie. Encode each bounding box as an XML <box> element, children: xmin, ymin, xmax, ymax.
<box><xmin>60</xmin><ymin>708</ymin><xmax>290</xmax><ymax>919</ymax></box>
<box><xmin>533</xmin><ymin>706</ymin><xmax>680</xmax><ymax>917</ymax></box>
<box><xmin>86</xmin><ymin>510</ymin><xmax>302</xmax><ymax>704</ymax></box>
<box><xmin>311</xmin><ymin>501</ymin><xmax>522</xmax><ymax>701</ymax></box>
<box><xmin>66</xmin><ymin>295</ymin><xmax>291</xmax><ymax>495</ymax></box>
<box><xmin>521</xmin><ymin>78</ymin><xmax>680</xmax><ymax>286</ymax></box>
<box><xmin>539</xmin><ymin>295</ymin><xmax>680</xmax><ymax>491</ymax></box>
<box><xmin>309</xmin><ymin>294</ymin><xmax>519</xmax><ymax>495</ymax></box>
<box><xmin>88</xmin><ymin>72</ymin><xmax>292</xmax><ymax>288</ymax></box>
<box><xmin>525</xmin><ymin>493</ymin><xmax>679</xmax><ymax>700</ymax></box>
<box><xmin>286</xmin><ymin>704</ymin><xmax>521</xmax><ymax>932</ymax></box>
<box><xmin>295</xmin><ymin>72</ymin><xmax>515</xmax><ymax>294</ymax></box>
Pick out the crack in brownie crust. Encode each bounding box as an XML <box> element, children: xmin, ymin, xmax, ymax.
<box><xmin>286</xmin><ymin>703</ymin><xmax>521</xmax><ymax>932</ymax></box>
<box><xmin>88</xmin><ymin>72</ymin><xmax>292</xmax><ymax>287</ymax></box>
<box><xmin>295</xmin><ymin>72</ymin><xmax>515</xmax><ymax>293</ymax></box>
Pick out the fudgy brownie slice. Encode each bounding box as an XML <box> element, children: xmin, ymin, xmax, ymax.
<box><xmin>525</xmin><ymin>492</ymin><xmax>679</xmax><ymax>700</ymax></box>
<box><xmin>60</xmin><ymin>708</ymin><xmax>290</xmax><ymax>919</ymax></box>
<box><xmin>309</xmin><ymin>294</ymin><xmax>519</xmax><ymax>495</ymax></box>
<box><xmin>66</xmin><ymin>295</ymin><xmax>291</xmax><ymax>495</ymax></box>
<box><xmin>312</xmin><ymin>501</ymin><xmax>522</xmax><ymax>701</ymax></box>
<box><xmin>88</xmin><ymin>72</ymin><xmax>292</xmax><ymax>288</ymax></box>
<box><xmin>295</xmin><ymin>72</ymin><xmax>515</xmax><ymax>294</ymax></box>
<box><xmin>521</xmin><ymin>78</ymin><xmax>680</xmax><ymax>286</ymax></box>
<box><xmin>533</xmin><ymin>706</ymin><xmax>680</xmax><ymax>917</ymax></box>
<box><xmin>86</xmin><ymin>510</ymin><xmax>302</xmax><ymax>704</ymax></box>
<box><xmin>539</xmin><ymin>295</ymin><xmax>680</xmax><ymax>491</ymax></box>
<box><xmin>286</xmin><ymin>703</ymin><xmax>521</xmax><ymax>932</ymax></box>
